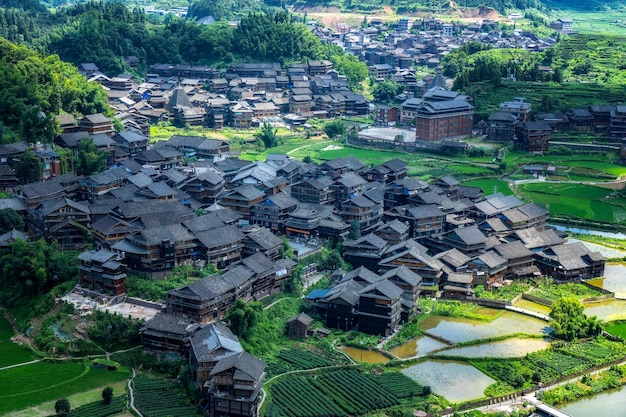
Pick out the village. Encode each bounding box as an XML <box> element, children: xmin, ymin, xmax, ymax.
<box><xmin>0</xmin><ymin>13</ymin><xmax>624</xmax><ymax>417</ymax></box>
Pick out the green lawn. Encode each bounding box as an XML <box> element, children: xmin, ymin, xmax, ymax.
<box><xmin>463</xmin><ymin>179</ymin><xmax>513</xmax><ymax>196</ymax></box>
<box><xmin>605</xmin><ymin>322</ymin><xmax>626</xmax><ymax>339</ymax></box>
<box><xmin>0</xmin><ymin>316</ymin><xmax>35</xmax><ymax>368</ymax></box>
<box><xmin>0</xmin><ymin>361</ymin><xmax>130</xmax><ymax>414</ymax></box>
<box><xmin>517</xmin><ymin>183</ymin><xmax>626</xmax><ymax>224</ymax></box>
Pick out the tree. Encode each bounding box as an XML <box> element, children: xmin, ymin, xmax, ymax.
<box><xmin>55</xmin><ymin>398</ymin><xmax>70</xmax><ymax>416</ymax></box>
<box><xmin>0</xmin><ymin>208</ymin><xmax>24</xmax><ymax>234</ymax></box>
<box><xmin>348</xmin><ymin>219</ymin><xmax>361</xmax><ymax>240</ymax></box>
<box><xmin>255</xmin><ymin>122</ymin><xmax>278</xmax><ymax>149</ymax></box>
<box><xmin>324</xmin><ymin>119</ymin><xmax>347</xmax><ymax>139</ymax></box>
<box><xmin>372</xmin><ymin>79</ymin><xmax>404</xmax><ymax>103</ymax></box>
<box><xmin>549</xmin><ymin>297</ymin><xmax>603</xmax><ymax>341</ymax></box>
<box><xmin>76</xmin><ymin>138</ymin><xmax>106</xmax><ymax>176</ymax></box>
<box><xmin>102</xmin><ymin>386</ymin><xmax>113</xmax><ymax>404</ymax></box>
<box><xmin>226</xmin><ymin>299</ymin><xmax>263</xmax><ymax>340</ymax></box>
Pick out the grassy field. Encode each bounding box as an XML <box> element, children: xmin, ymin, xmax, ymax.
<box><xmin>0</xmin><ymin>361</ymin><xmax>130</xmax><ymax>414</ymax></box>
<box><xmin>462</xmin><ymin>178</ymin><xmax>513</xmax><ymax>196</ymax></box>
<box><xmin>6</xmin><ymin>380</ymin><xmax>129</xmax><ymax>417</ymax></box>
<box><xmin>605</xmin><ymin>321</ymin><xmax>626</xmax><ymax>339</ymax></box>
<box><xmin>0</xmin><ymin>316</ymin><xmax>35</xmax><ymax>368</ymax></box>
<box><xmin>517</xmin><ymin>182</ymin><xmax>626</xmax><ymax>224</ymax></box>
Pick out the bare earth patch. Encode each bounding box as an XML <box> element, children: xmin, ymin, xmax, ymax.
<box><xmin>321</xmin><ymin>145</ymin><xmax>344</xmax><ymax>151</ymax></box>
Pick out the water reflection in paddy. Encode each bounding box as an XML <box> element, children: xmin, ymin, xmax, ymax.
<box><xmin>435</xmin><ymin>337</ymin><xmax>550</xmax><ymax>358</ymax></box>
<box><xmin>419</xmin><ymin>311</ymin><xmax>549</xmax><ymax>343</ymax></box>
<box><xmin>402</xmin><ymin>360</ymin><xmax>495</xmax><ymax>403</ymax></box>
<box><xmin>391</xmin><ymin>335</ymin><xmax>449</xmax><ymax>359</ymax></box>
<box><xmin>341</xmin><ymin>347</ymin><xmax>389</xmax><ymax>364</ymax></box>
<box><xmin>513</xmin><ymin>299</ymin><xmax>552</xmax><ymax>315</ymax></box>
<box><xmin>583</xmin><ymin>299</ymin><xmax>626</xmax><ymax>321</ymax></box>
<box><xmin>587</xmin><ymin>263</ymin><xmax>626</xmax><ymax>298</ymax></box>
<box><xmin>559</xmin><ymin>385</ymin><xmax>626</xmax><ymax>417</ymax></box>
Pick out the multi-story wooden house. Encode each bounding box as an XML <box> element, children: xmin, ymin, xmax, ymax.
<box><xmin>358</xmin><ymin>280</ymin><xmax>403</xmax><ymax>336</ymax></box>
<box><xmin>195</xmin><ymin>225</ymin><xmax>244</xmax><ymax>269</ymax></box>
<box><xmin>343</xmin><ymin>233</ymin><xmax>389</xmax><ymax>271</ymax></box>
<box><xmin>78</xmin><ymin>113</ymin><xmax>115</xmax><ymax>136</ymax></box>
<box><xmin>250</xmin><ymin>193</ymin><xmax>298</xmax><ymax>234</ymax></box>
<box><xmin>516</xmin><ymin>121</ymin><xmax>551</xmax><ymax>152</ymax></box>
<box><xmin>112</xmin><ymin>131</ymin><xmax>149</xmax><ymax>156</ymax></box>
<box><xmin>219</xmin><ymin>185</ymin><xmax>266</xmax><ymax>219</ymax></box>
<box><xmin>167</xmin><ymin>135</ymin><xmax>230</xmax><ymax>161</ymax></box>
<box><xmin>290</xmin><ymin>177</ymin><xmax>335</xmax><ymax>205</ymax></box>
<box><xmin>242</xmin><ymin>226</ymin><xmax>283</xmax><ymax>261</ymax></box>
<box><xmin>340</xmin><ymin>193</ymin><xmax>384</xmax><ymax>235</ymax></box>
<box><xmin>167</xmin><ymin>266</ymin><xmax>255</xmax><ymax>323</ymax></box>
<box><xmin>535</xmin><ymin>242</ymin><xmax>605</xmax><ymax>281</ymax></box>
<box><xmin>184</xmin><ymin>170</ymin><xmax>225</xmax><ymax>204</ymax></box>
<box><xmin>111</xmin><ymin>224</ymin><xmax>196</xmax><ymax>274</ymax></box>
<box><xmin>78</xmin><ymin>249</ymin><xmax>127</xmax><ymax>296</ymax></box>
<box><xmin>380</xmin><ymin>266</ymin><xmax>422</xmax><ymax>322</ymax></box>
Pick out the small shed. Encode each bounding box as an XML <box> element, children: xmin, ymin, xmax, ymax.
<box><xmin>287</xmin><ymin>312</ymin><xmax>313</xmax><ymax>339</ymax></box>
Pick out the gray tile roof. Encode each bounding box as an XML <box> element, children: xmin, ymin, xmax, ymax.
<box><xmin>195</xmin><ymin>225</ymin><xmax>244</xmax><ymax>249</ymax></box>
<box><xmin>140</xmin><ymin>312</ymin><xmax>194</xmax><ymax>335</ymax></box>
<box><xmin>381</xmin><ymin>265</ymin><xmax>422</xmax><ymax>287</ymax></box>
<box><xmin>244</xmin><ymin>227</ymin><xmax>283</xmax><ymax>250</ymax></box>
<box><xmin>209</xmin><ymin>351</ymin><xmax>266</xmax><ymax>382</ymax></box>
<box><xmin>360</xmin><ymin>279</ymin><xmax>403</xmax><ymax>300</ymax></box>
<box><xmin>494</xmin><ymin>241</ymin><xmax>533</xmax><ymax>260</ymax></box>
<box><xmin>189</xmin><ymin>323</ymin><xmax>243</xmax><ymax>363</ymax></box>
<box><xmin>452</xmin><ymin>226</ymin><xmax>487</xmax><ymax>245</ymax></box>
<box><xmin>241</xmin><ymin>252</ymin><xmax>275</xmax><ymax>274</ymax></box>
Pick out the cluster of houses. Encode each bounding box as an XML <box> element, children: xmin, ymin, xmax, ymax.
<box><xmin>309</xmin><ymin>16</ymin><xmax>558</xmax><ymax>77</ymax></box>
<box><xmin>139</xmin><ymin>316</ymin><xmax>266</xmax><ymax>417</ymax></box>
<box><xmin>78</xmin><ymin>60</ymin><xmax>370</xmax><ymax>131</ymax></box>
<box><xmin>482</xmin><ymin>98</ymin><xmax>626</xmax><ymax>152</ymax></box>
<box><xmin>1</xmin><ymin>133</ymin><xmax>606</xmax><ymax>337</ymax></box>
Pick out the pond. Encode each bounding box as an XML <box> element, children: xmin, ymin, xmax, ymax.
<box><xmin>49</xmin><ymin>323</ymin><xmax>72</xmax><ymax>341</ymax></box>
<box><xmin>513</xmin><ymin>299</ymin><xmax>552</xmax><ymax>315</ymax></box>
<box><xmin>419</xmin><ymin>311</ymin><xmax>549</xmax><ymax>344</ymax></box>
<box><xmin>587</xmin><ymin>263</ymin><xmax>626</xmax><ymax>298</ymax></box>
<box><xmin>341</xmin><ymin>347</ymin><xmax>390</xmax><ymax>364</ymax></box>
<box><xmin>558</xmin><ymin>385</ymin><xmax>626</xmax><ymax>417</ymax></box>
<box><xmin>402</xmin><ymin>360</ymin><xmax>495</xmax><ymax>403</ymax></box>
<box><xmin>552</xmin><ymin>225</ymin><xmax>626</xmax><ymax>240</ymax></box>
<box><xmin>434</xmin><ymin>337</ymin><xmax>551</xmax><ymax>358</ymax></box>
<box><xmin>390</xmin><ymin>335</ymin><xmax>449</xmax><ymax>359</ymax></box>
<box><xmin>569</xmin><ymin>239</ymin><xmax>626</xmax><ymax>259</ymax></box>
<box><xmin>583</xmin><ymin>299</ymin><xmax>626</xmax><ymax>321</ymax></box>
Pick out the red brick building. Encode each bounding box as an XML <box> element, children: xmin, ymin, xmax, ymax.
<box><xmin>415</xmin><ymin>100</ymin><xmax>474</xmax><ymax>141</ymax></box>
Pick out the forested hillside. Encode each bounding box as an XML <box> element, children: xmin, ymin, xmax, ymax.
<box><xmin>0</xmin><ymin>38</ymin><xmax>110</xmax><ymax>143</ymax></box>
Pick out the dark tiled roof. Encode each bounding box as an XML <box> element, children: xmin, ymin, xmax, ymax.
<box><xmin>195</xmin><ymin>225</ymin><xmax>244</xmax><ymax>249</ymax></box>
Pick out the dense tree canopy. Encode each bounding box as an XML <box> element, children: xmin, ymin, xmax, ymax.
<box><xmin>373</xmin><ymin>79</ymin><xmax>404</xmax><ymax>103</ymax></box>
<box><xmin>549</xmin><ymin>297</ymin><xmax>603</xmax><ymax>341</ymax></box>
<box><xmin>226</xmin><ymin>299</ymin><xmax>263</xmax><ymax>340</ymax></box>
<box><xmin>0</xmin><ymin>239</ymin><xmax>79</xmax><ymax>307</ymax></box>
<box><xmin>0</xmin><ymin>208</ymin><xmax>24</xmax><ymax>234</ymax></box>
<box><xmin>0</xmin><ymin>38</ymin><xmax>110</xmax><ymax>143</ymax></box>
<box><xmin>76</xmin><ymin>138</ymin><xmax>107</xmax><ymax>176</ymax></box>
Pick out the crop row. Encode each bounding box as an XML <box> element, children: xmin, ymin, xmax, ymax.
<box><xmin>271</xmin><ymin>376</ymin><xmax>346</xmax><ymax>417</ymax></box>
<box><xmin>312</xmin><ymin>369</ymin><xmax>398</xmax><ymax>415</ymax></box>
<box><xmin>270</xmin><ymin>369</ymin><xmax>404</xmax><ymax>417</ymax></box>
<box><xmin>133</xmin><ymin>376</ymin><xmax>199</xmax><ymax>417</ymax></box>
<box><xmin>66</xmin><ymin>397</ymin><xmax>125</xmax><ymax>417</ymax></box>
<box><xmin>368</xmin><ymin>372</ymin><xmax>425</xmax><ymax>398</ymax></box>
<box><xmin>278</xmin><ymin>349</ymin><xmax>331</xmax><ymax>368</ymax></box>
